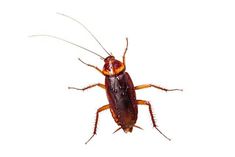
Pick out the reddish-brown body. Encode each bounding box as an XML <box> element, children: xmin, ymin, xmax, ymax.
<box><xmin>102</xmin><ymin>55</ymin><xmax>138</xmax><ymax>133</ymax></box>
<box><xmin>105</xmin><ymin>72</ymin><xmax>137</xmax><ymax>133</ymax></box>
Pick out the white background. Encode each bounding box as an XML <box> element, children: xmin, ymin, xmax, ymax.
<box><xmin>0</xmin><ymin>0</ymin><xmax>235</xmax><ymax>156</ymax></box>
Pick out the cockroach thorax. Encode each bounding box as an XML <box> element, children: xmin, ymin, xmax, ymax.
<box><xmin>102</xmin><ymin>56</ymin><xmax>125</xmax><ymax>76</ymax></box>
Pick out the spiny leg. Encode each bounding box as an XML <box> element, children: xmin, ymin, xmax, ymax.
<box><xmin>68</xmin><ymin>83</ymin><xmax>105</xmax><ymax>91</ymax></box>
<box><xmin>135</xmin><ymin>84</ymin><xmax>183</xmax><ymax>92</ymax></box>
<box><xmin>122</xmin><ymin>38</ymin><xmax>128</xmax><ymax>67</ymax></box>
<box><xmin>78</xmin><ymin>58</ymin><xmax>103</xmax><ymax>75</ymax></box>
<box><xmin>136</xmin><ymin>100</ymin><xmax>171</xmax><ymax>141</ymax></box>
<box><xmin>85</xmin><ymin>104</ymin><xmax>110</xmax><ymax>144</ymax></box>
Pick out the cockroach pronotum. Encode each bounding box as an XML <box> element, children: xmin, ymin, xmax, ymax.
<box><xmin>31</xmin><ymin>13</ymin><xmax>182</xmax><ymax>144</ymax></box>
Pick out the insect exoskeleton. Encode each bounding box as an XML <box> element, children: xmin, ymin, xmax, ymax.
<box><xmin>102</xmin><ymin>56</ymin><xmax>125</xmax><ymax>76</ymax></box>
<box><xmin>31</xmin><ymin>13</ymin><xmax>182</xmax><ymax>144</ymax></box>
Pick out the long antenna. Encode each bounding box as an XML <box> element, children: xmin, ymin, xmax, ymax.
<box><xmin>57</xmin><ymin>12</ymin><xmax>111</xmax><ymax>56</ymax></box>
<box><xmin>30</xmin><ymin>34</ymin><xmax>105</xmax><ymax>60</ymax></box>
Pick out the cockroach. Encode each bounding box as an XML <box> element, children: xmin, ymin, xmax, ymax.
<box><xmin>31</xmin><ymin>13</ymin><xmax>182</xmax><ymax>144</ymax></box>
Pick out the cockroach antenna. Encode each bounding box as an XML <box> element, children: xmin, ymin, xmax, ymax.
<box><xmin>29</xmin><ymin>34</ymin><xmax>105</xmax><ymax>60</ymax></box>
<box><xmin>57</xmin><ymin>12</ymin><xmax>112</xmax><ymax>56</ymax></box>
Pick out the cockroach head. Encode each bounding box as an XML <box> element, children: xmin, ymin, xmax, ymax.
<box><xmin>104</xmin><ymin>55</ymin><xmax>115</xmax><ymax>62</ymax></box>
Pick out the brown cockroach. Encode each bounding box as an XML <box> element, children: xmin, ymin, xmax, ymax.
<box><xmin>31</xmin><ymin>13</ymin><xmax>182</xmax><ymax>144</ymax></box>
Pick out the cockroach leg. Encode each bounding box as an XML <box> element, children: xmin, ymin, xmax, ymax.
<box><xmin>78</xmin><ymin>58</ymin><xmax>103</xmax><ymax>74</ymax></box>
<box><xmin>85</xmin><ymin>104</ymin><xmax>110</xmax><ymax>144</ymax></box>
<box><xmin>135</xmin><ymin>84</ymin><xmax>183</xmax><ymax>92</ymax></box>
<box><xmin>122</xmin><ymin>38</ymin><xmax>128</xmax><ymax>67</ymax></box>
<box><xmin>68</xmin><ymin>83</ymin><xmax>105</xmax><ymax>91</ymax></box>
<box><xmin>136</xmin><ymin>100</ymin><xmax>171</xmax><ymax>141</ymax></box>
<box><xmin>136</xmin><ymin>100</ymin><xmax>156</xmax><ymax>127</ymax></box>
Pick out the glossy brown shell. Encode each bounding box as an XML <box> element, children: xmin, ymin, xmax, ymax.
<box><xmin>105</xmin><ymin>72</ymin><xmax>137</xmax><ymax>132</ymax></box>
